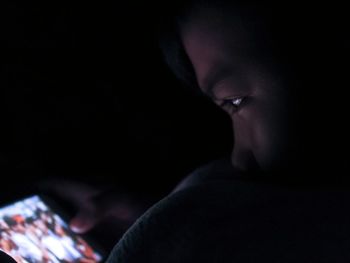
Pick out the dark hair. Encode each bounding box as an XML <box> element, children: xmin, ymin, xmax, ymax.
<box><xmin>157</xmin><ymin>0</ymin><xmax>277</xmax><ymax>90</ymax></box>
<box><xmin>157</xmin><ymin>8</ymin><xmax>198</xmax><ymax>90</ymax></box>
<box><xmin>157</xmin><ymin>0</ymin><xmax>349</xmax><ymax>92</ymax></box>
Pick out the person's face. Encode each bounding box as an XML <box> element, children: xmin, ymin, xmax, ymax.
<box><xmin>179</xmin><ymin>6</ymin><xmax>311</xmax><ymax>174</ymax></box>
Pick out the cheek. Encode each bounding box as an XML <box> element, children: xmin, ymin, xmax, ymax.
<box><xmin>253</xmin><ymin>116</ymin><xmax>286</xmax><ymax>170</ymax></box>
<box><xmin>259</xmin><ymin>106</ymin><xmax>292</xmax><ymax>170</ymax></box>
<box><xmin>230</xmin><ymin>110</ymin><xmax>260</xmax><ymax>171</ymax></box>
<box><xmin>231</xmin><ymin>99</ymin><xmax>290</xmax><ymax>171</ymax></box>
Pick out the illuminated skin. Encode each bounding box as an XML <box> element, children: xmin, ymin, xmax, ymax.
<box><xmin>178</xmin><ymin>5</ymin><xmax>305</xmax><ymax>174</ymax></box>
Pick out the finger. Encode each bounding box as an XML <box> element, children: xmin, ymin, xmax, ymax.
<box><xmin>93</xmin><ymin>191</ymin><xmax>148</xmax><ymax>223</ymax></box>
<box><xmin>69</xmin><ymin>193</ymin><xmax>137</xmax><ymax>234</ymax></box>
<box><xmin>69</xmin><ymin>205</ymin><xmax>101</xmax><ymax>234</ymax></box>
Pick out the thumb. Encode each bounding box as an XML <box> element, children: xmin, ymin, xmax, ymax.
<box><xmin>69</xmin><ymin>205</ymin><xmax>101</xmax><ymax>234</ymax></box>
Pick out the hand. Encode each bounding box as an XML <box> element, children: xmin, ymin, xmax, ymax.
<box><xmin>38</xmin><ymin>178</ymin><xmax>151</xmax><ymax>235</ymax></box>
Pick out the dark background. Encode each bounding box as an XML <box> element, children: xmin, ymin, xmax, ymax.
<box><xmin>1</xmin><ymin>0</ymin><xmax>348</xmax><ymax>257</ymax></box>
<box><xmin>0</xmin><ymin>1</ymin><xmax>232</xmax><ymax>203</ymax></box>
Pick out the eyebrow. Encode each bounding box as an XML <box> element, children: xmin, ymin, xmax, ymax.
<box><xmin>201</xmin><ymin>65</ymin><xmax>233</xmax><ymax>98</ymax></box>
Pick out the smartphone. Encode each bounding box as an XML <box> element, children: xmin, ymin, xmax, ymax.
<box><xmin>0</xmin><ymin>195</ymin><xmax>104</xmax><ymax>263</ymax></box>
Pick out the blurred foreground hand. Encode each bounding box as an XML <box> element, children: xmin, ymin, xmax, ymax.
<box><xmin>38</xmin><ymin>178</ymin><xmax>152</xmax><ymax>237</ymax></box>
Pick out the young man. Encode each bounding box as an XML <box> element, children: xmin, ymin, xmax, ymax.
<box><xmin>2</xmin><ymin>1</ymin><xmax>349</xmax><ymax>262</ymax></box>
<box><xmin>158</xmin><ymin>0</ymin><xmax>349</xmax><ymax>181</ymax></box>
<box><xmin>106</xmin><ymin>0</ymin><xmax>350</xmax><ymax>262</ymax></box>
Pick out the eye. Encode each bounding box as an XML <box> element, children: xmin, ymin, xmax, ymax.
<box><xmin>218</xmin><ymin>97</ymin><xmax>246</xmax><ymax>114</ymax></box>
<box><xmin>229</xmin><ymin>97</ymin><xmax>244</xmax><ymax>107</ymax></box>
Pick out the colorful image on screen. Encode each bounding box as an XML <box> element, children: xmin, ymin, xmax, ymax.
<box><xmin>0</xmin><ymin>195</ymin><xmax>102</xmax><ymax>263</ymax></box>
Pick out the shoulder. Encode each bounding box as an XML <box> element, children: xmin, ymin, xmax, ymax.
<box><xmin>107</xmin><ymin>181</ymin><xmax>350</xmax><ymax>262</ymax></box>
<box><xmin>171</xmin><ymin>157</ymin><xmax>237</xmax><ymax>193</ymax></box>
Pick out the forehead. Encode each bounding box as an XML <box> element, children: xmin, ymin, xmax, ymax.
<box><xmin>178</xmin><ymin>5</ymin><xmax>257</xmax><ymax>88</ymax></box>
<box><xmin>179</xmin><ymin>5</ymin><xmax>252</xmax><ymax>54</ymax></box>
